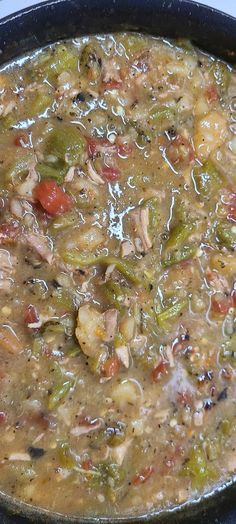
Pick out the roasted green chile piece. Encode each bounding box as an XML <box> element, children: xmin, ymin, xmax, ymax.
<box><xmin>24</xmin><ymin>93</ymin><xmax>52</xmax><ymax>119</ymax></box>
<box><xmin>216</xmin><ymin>222</ymin><xmax>236</xmax><ymax>250</ymax></box>
<box><xmin>101</xmin><ymin>281</ymin><xmax>127</xmax><ymax>310</ymax></box>
<box><xmin>142</xmin><ymin>197</ymin><xmax>159</xmax><ymax>232</ymax></box>
<box><xmin>211</xmin><ymin>60</ymin><xmax>230</xmax><ymax>91</ymax></box>
<box><xmin>148</xmin><ymin>105</ymin><xmax>175</xmax><ymax>130</ymax></box>
<box><xmin>156</xmin><ymin>299</ymin><xmax>188</xmax><ymax>328</ymax></box>
<box><xmin>51</xmin><ymin>287</ymin><xmax>76</xmax><ymax>310</ymax></box>
<box><xmin>61</xmin><ymin>252</ymin><xmax>142</xmax><ymax>284</ymax></box>
<box><xmin>57</xmin><ymin>442</ymin><xmax>76</xmax><ymax>469</ymax></box>
<box><xmin>37</xmin><ymin>160</ymin><xmax>67</xmax><ymax>183</ymax></box>
<box><xmin>162</xmin><ymin>222</ymin><xmax>196</xmax><ymax>267</ymax></box>
<box><xmin>193</xmin><ymin>160</ymin><xmax>223</xmax><ymax>198</ymax></box>
<box><xmin>97</xmin><ymin>462</ymin><xmax>125</xmax><ymax>501</ymax></box>
<box><xmin>48</xmin><ymin>380</ymin><xmax>72</xmax><ymax>410</ymax></box>
<box><xmin>164</xmin><ymin>223</ymin><xmax>194</xmax><ymax>252</ymax></box>
<box><xmin>80</xmin><ymin>44</ymin><xmax>102</xmax><ymax>82</ymax></box>
<box><xmin>49</xmin><ymin>211</ymin><xmax>77</xmax><ymax>232</ymax></box>
<box><xmin>45</xmin><ymin>123</ymin><xmax>85</xmax><ymax>166</ymax></box>
<box><xmin>182</xmin><ymin>444</ymin><xmax>217</xmax><ymax>489</ymax></box>
<box><xmin>2</xmin><ymin>150</ymin><xmax>34</xmax><ymax>184</ymax></box>
<box><xmin>37</xmin><ymin>44</ymin><xmax>79</xmax><ymax>82</ymax></box>
<box><xmin>162</xmin><ymin>244</ymin><xmax>196</xmax><ymax>268</ymax></box>
<box><xmin>121</xmin><ymin>34</ymin><xmax>149</xmax><ymax>57</ymax></box>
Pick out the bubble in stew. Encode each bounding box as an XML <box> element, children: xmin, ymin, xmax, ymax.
<box><xmin>0</xmin><ymin>33</ymin><xmax>235</xmax><ymax>517</ymax></box>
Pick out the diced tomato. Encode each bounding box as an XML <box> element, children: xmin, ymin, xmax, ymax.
<box><xmin>34</xmin><ymin>180</ymin><xmax>72</xmax><ymax>216</ymax></box>
<box><xmin>132</xmin><ymin>465</ymin><xmax>154</xmax><ymax>486</ymax></box>
<box><xmin>14</xmin><ymin>132</ymin><xmax>30</xmax><ymax>148</ymax></box>
<box><xmin>0</xmin><ymin>221</ymin><xmax>20</xmax><ymax>245</ymax></box>
<box><xmin>86</xmin><ymin>136</ymin><xmax>117</xmax><ymax>158</ymax></box>
<box><xmin>101</xmin><ymin>165</ymin><xmax>121</xmax><ymax>182</ymax></box>
<box><xmin>102</xmin><ymin>356</ymin><xmax>121</xmax><ymax>378</ymax></box>
<box><xmin>86</xmin><ymin>137</ymin><xmax>99</xmax><ymax>157</ymax></box>
<box><xmin>151</xmin><ymin>360</ymin><xmax>169</xmax><ymax>382</ymax></box>
<box><xmin>0</xmin><ymin>412</ymin><xmax>7</xmax><ymax>424</ymax></box>
<box><xmin>167</xmin><ymin>135</ymin><xmax>195</xmax><ymax>165</ymax></box>
<box><xmin>117</xmin><ymin>139</ymin><xmax>133</xmax><ymax>157</ymax></box>
<box><xmin>102</xmin><ymin>80</ymin><xmax>122</xmax><ymax>90</ymax></box>
<box><xmin>81</xmin><ymin>459</ymin><xmax>93</xmax><ymax>470</ymax></box>
<box><xmin>23</xmin><ymin>304</ymin><xmax>39</xmax><ymax>325</ymax></box>
<box><xmin>211</xmin><ymin>295</ymin><xmax>232</xmax><ymax>315</ymax></box>
<box><xmin>205</xmin><ymin>85</ymin><xmax>218</xmax><ymax>103</ymax></box>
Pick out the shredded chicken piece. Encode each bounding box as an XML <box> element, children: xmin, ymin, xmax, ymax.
<box><xmin>25</xmin><ymin>233</ymin><xmax>53</xmax><ymax>265</ymax></box>
<box><xmin>8</xmin><ymin>452</ymin><xmax>31</xmax><ymax>461</ymax></box>
<box><xmin>0</xmin><ymin>249</ymin><xmax>16</xmax><ymax>292</ymax></box>
<box><xmin>103</xmin><ymin>309</ymin><xmax>118</xmax><ymax>342</ymax></box>
<box><xmin>65</xmin><ymin>166</ymin><xmax>77</xmax><ymax>182</ymax></box>
<box><xmin>104</xmin><ymin>263</ymin><xmax>116</xmax><ymax>282</ymax></box>
<box><xmin>76</xmin><ymin>304</ymin><xmax>119</xmax><ymax>355</ymax></box>
<box><xmin>10</xmin><ymin>198</ymin><xmax>32</xmax><ymax>219</ymax></box>
<box><xmin>87</xmin><ymin>160</ymin><xmax>105</xmax><ymax>185</ymax></box>
<box><xmin>110</xmin><ymin>438</ymin><xmax>132</xmax><ymax>466</ymax></box>
<box><xmin>75</xmin><ymin>304</ymin><xmax>105</xmax><ymax>358</ymax></box>
<box><xmin>0</xmin><ymin>324</ymin><xmax>22</xmax><ymax>353</ymax></box>
<box><xmin>120</xmin><ymin>239</ymin><xmax>135</xmax><ymax>258</ymax></box>
<box><xmin>102</xmin><ymin>58</ymin><xmax>122</xmax><ymax>85</ymax></box>
<box><xmin>115</xmin><ymin>345</ymin><xmax>130</xmax><ymax>368</ymax></box>
<box><xmin>0</xmin><ymin>100</ymin><xmax>16</xmax><ymax>117</ymax></box>
<box><xmin>131</xmin><ymin>207</ymin><xmax>152</xmax><ymax>253</ymax></box>
<box><xmin>16</xmin><ymin>164</ymin><xmax>38</xmax><ymax>200</ymax></box>
<box><xmin>71</xmin><ymin>417</ymin><xmax>103</xmax><ymax>437</ymax></box>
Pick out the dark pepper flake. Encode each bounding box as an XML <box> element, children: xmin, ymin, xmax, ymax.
<box><xmin>73</xmin><ymin>92</ymin><xmax>86</xmax><ymax>103</ymax></box>
<box><xmin>198</xmin><ymin>370</ymin><xmax>214</xmax><ymax>384</ymax></box>
<box><xmin>27</xmin><ymin>446</ymin><xmax>45</xmax><ymax>459</ymax></box>
<box><xmin>203</xmin><ymin>399</ymin><xmax>216</xmax><ymax>410</ymax></box>
<box><xmin>217</xmin><ymin>387</ymin><xmax>228</xmax><ymax>402</ymax></box>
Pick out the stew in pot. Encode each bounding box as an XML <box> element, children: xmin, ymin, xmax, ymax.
<box><xmin>0</xmin><ymin>33</ymin><xmax>235</xmax><ymax>516</ymax></box>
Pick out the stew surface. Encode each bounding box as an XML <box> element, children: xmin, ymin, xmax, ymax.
<box><xmin>0</xmin><ymin>33</ymin><xmax>235</xmax><ymax>517</ymax></box>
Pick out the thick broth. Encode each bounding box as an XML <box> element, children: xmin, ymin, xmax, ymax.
<box><xmin>0</xmin><ymin>34</ymin><xmax>235</xmax><ymax>517</ymax></box>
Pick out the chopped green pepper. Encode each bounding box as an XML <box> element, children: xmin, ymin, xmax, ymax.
<box><xmin>44</xmin><ymin>123</ymin><xmax>85</xmax><ymax>166</ymax></box>
<box><xmin>148</xmin><ymin>105</ymin><xmax>175</xmax><ymax>128</ymax></box>
<box><xmin>25</xmin><ymin>93</ymin><xmax>52</xmax><ymax>119</ymax></box>
<box><xmin>211</xmin><ymin>60</ymin><xmax>230</xmax><ymax>91</ymax></box>
<box><xmin>156</xmin><ymin>299</ymin><xmax>188</xmax><ymax>328</ymax></box>
<box><xmin>162</xmin><ymin>244</ymin><xmax>196</xmax><ymax>268</ymax></box>
<box><xmin>216</xmin><ymin>222</ymin><xmax>236</xmax><ymax>250</ymax></box>
<box><xmin>142</xmin><ymin>197</ymin><xmax>159</xmax><ymax>232</ymax></box>
<box><xmin>49</xmin><ymin>211</ymin><xmax>76</xmax><ymax>232</ymax></box>
<box><xmin>48</xmin><ymin>380</ymin><xmax>72</xmax><ymax>410</ymax></box>
<box><xmin>164</xmin><ymin>223</ymin><xmax>194</xmax><ymax>252</ymax></box>
<box><xmin>37</xmin><ymin>161</ymin><xmax>67</xmax><ymax>184</ymax></box>
<box><xmin>80</xmin><ymin>44</ymin><xmax>102</xmax><ymax>82</ymax></box>
<box><xmin>61</xmin><ymin>252</ymin><xmax>142</xmax><ymax>284</ymax></box>
<box><xmin>193</xmin><ymin>160</ymin><xmax>223</xmax><ymax>198</ymax></box>
<box><xmin>182</xmin><ymin>444</ymin><xmax>216</xmax><ymax>489</ymax></box>
<box><xmin>101</xmin><ymin>281</ymin><xmax>127</xmax><ymax>310</ymax></box>
<box><xmin>57</xmin><ymin>442</ymin><xmax>76</xmax><ymax>469</ymax></box>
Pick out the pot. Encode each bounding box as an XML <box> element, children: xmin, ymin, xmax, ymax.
<box><xmin>0</xmin><ymin>1</ymin><xmax>235</xmax><ymax>522</ymax></box>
